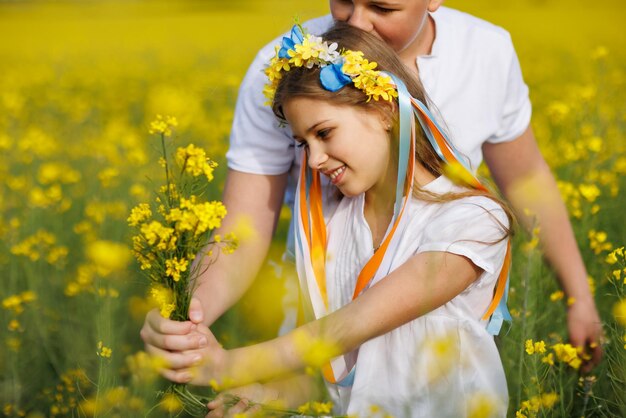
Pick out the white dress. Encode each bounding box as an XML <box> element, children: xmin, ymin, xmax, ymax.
<box><xmin>322</xmin><ymin>176</ymin><xmax>509</xmax><ymax>418</ymax></box>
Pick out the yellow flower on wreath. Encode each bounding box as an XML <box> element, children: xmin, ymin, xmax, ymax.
<box><xmin>343</xmin><ymin>50</ymin><xmax>397</xmax><ymax>102</ymax></box>
<box><xmin>264</xmin><ymin>25</ymin><xmax>397</xmax><ymax>104</ymax></box>
<box><xmin>290</xmin><ymin>35</ymin><xmax>327</xmax><ymax>66</ymax></box>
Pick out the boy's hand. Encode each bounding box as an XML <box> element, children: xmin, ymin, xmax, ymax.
<box><xmin>567</xmin><ymin>299</ymin><xmax>604</xmax><ymax>373</ymax></box>
<box><xmin>140</xmin><ymin>297</ymin><xmax>209</xmax><ymax>370</ymax></box>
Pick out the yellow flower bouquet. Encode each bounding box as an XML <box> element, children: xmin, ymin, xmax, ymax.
<box><xmin>128</xmin><ymin>115</ymin><xmax>237</xmax><ymax>414</ymax></box>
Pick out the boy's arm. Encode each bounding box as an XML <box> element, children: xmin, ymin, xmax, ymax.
<box><xmin>141</xmin><ymin>169</ymin><xmax>288</xmax><ymax>359</ymax></box>
<box><xmin>483</xmin><ymin>125</ymin><xmax>603</xmax><ymax>371</ymax></box>
<box><xmin>194</xmin><ymin>169</ymin><xmax>289</xmax><ymax>324</ymax></box>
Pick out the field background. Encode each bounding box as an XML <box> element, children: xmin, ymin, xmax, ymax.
<box><xmin>0</xmin><ymin>0</ymin><xmax>624</xmax><ymax>416</ymax></box>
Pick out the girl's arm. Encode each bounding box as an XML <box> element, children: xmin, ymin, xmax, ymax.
<box><xmin>205</xmin><ymin>374</ymin><xmax>321</xmax><ymax>416</ymax></box>
<box><xmin>164</xmin><ymin>250</ymin><xmax>482</xmax><ymax>387</ymax></box>
<box><xmin>483</xmin><ymin>125</ymin><xmax>603</xmax><ymax>371</ymax></box>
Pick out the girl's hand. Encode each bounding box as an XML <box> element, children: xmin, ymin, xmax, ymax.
<box><xmin>159</xmin><ymin>323</ymin><xmax>228</xmax><ymax>385</ymax></box>
<box><xmin>206</xmin><ymin>383</ymin><xmax>276</xmax><ymax>418</ymax></box>
<box><xmin>141</xmin><ymin>298</ymin><xmax>211</xmax><ymax>374</ymax></box>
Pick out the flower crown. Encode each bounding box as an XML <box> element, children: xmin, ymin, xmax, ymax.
<box><xmin>264</xmin><ymin>24</ymin><xmax>399</xmax><ymax>105</ymax></box>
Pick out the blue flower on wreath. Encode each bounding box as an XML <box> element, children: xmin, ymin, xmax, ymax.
<box><xmin>278</xmin><ymin>25</ymin><xmax>305</xmax><ymax>59</ymax></box>
<box><xmin>320</xmin><ymin>61</ymin><xmax>352</xmax><ymax>92</ymax></box>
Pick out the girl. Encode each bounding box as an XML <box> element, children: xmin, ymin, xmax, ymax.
<box><xmin>142</xmin><ymin>1</ymin><xmax>601</xmax><ymax>377</ymax></box>
<box><xmin>183</xmin><ymin>24</ymin><xmax>513</xmax><ymax>417</ymax></box>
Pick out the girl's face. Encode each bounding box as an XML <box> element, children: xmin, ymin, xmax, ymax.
<box><xmin>283</xmin><ymin>96</ymin><xmax>394</xmax><ymax>199</ymax></box>
<box><xmin>329</xmin><ymin>0</ymin><xmax>442</xmax><ymax>59</ymax></box>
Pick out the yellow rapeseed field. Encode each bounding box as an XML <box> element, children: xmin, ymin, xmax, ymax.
<box><xmin>0</xmin><ymin>0</ymin><xmax>624</xmax><ymax>416</ymax></box>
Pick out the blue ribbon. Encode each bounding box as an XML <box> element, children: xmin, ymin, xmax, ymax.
<box><xmin>335</xmin><ymin>366</ymin><xmax>356</xmax><ymax>387</ymax></box>
<box><xmin>295</xmin><ymin>155</ymin><xmax>317</xmax><ymax>324</ymax></box>
<box><xmin>485</xmin><ymin>277</ymin><xmax>512</xmax><ymax>335</ymax></box>
<box><xmin>384</xmin><ymin>73</ymin><xmax>412</xmax><ymax>220</ymax></box>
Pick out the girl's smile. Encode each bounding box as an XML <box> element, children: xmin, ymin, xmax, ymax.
<box><xmin>325</xmin><ymin>165</ymin><xmax>347</xmax><ymax>184</ymax></box>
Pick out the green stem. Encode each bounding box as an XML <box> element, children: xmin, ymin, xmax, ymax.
<box><xmin>94</xmin><ymin>358</ymin><xmax>103</xmax><ymax>418</ymax></box>
<box><xmin>161</xmin><ymin>133</ymin><xmax>173</xmax><ymax>207</ymax></box>
<box><xmin>516</xmin><ymin>248</ymin><xmax>534</xmax><ymax>407</ymax></box>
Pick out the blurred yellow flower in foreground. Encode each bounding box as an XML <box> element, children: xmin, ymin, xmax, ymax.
<box><xmin>442</xmin><ymin>161</ymin><xmax>479</xmax><ymax>188</ymax></box>
<box><xmin>292</xmin><ymin>329</ymin><xmax>341</xmax><ymax>369</ymax></box>
<box><xmin>126</xmin><ymin>351</ymin><xmax>167</xmax><ymax>383</ymax></box>
<box><xmin>297</xmin><ymin>401</ymin><xmax>333</xmax><ymax>415</ymax></box>
<box><xmin>150</xmin><ymin>285</ymin><xmax>176</xmax><ymax>318</ymax></box>
<box><xmin>468</xmin><ymin>392</ymin><xmax>499</xmax><ymax>418</ymax></box>
<box><xmin>422</xmin><ymin>332</ymin><xmax>459</xmax><ymax>382</ymax></box>
<box><xmin>159</xmin><ymin>393</ymin><xmax>183</xmax><ymax>413</ymax></box>
<box><xmin>613</xmin><ymin>299</ymin><xmax>626</xmax><ymax>328</ymax></box>
<box><xmin>86</xmin><ymin>240</ymin><xmax>132</xmax><ymax>277</ymax></box>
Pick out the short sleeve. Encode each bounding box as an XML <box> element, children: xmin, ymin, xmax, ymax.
<box><xmin>417</xmin><ymin>198</ymin><xmax>509</xmax><ymax>275</ymax></box>
<box><xmin>488</xmin><ymin>34</ymin><xmax>532</xmax><ymax>144</ymax></box>
<box><xmin>226</xmin><ymin>15</ymin><xmax>334</xmax><ymax>175</ymax></box>
<box><xmin>225</xmin><ymin>46</ymin><xmax>294</xmax><ymax>175</ymax></box>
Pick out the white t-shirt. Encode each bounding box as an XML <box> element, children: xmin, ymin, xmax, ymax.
<box><xmin>227</xmin><ymin>7</ymin><xmax>531</xmax><ymax>181</ymax></box>
<box><xmin>323</xmin><ymin>176</ymin><xmax>509</xmax><ymax>417</ymax></box>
